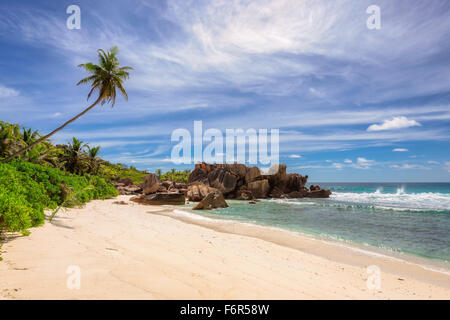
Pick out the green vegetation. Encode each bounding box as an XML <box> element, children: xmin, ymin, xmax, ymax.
<box><xmin>99</xmin><ymin>162</ymin><xmax>148</xmax><ymax>184</ymax></box>
<box><xmin>0</xmin><ymin>121</ymin><xmax>147</xmax><ymax>181</ymax></box>
<box><xmin>159</xmin><ymin>168</ymin><xmax>191</xmax><ymax>183</ymax></box>
<box><xmin>0</xmin><ymin>159</ymin><xmax>117</xmax><ymax>235</ymax></box>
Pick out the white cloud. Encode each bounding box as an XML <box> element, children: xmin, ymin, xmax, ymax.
<box><xmin>82</xmin><ymin>139</ymin><xmax>159</xmax><ymax>148</ymax></box>
<box><xmin>367</xmin><ymin>117</ymin><xmax>421</xmax><ymax>132</ymax></box>
<box><xmin>445</xmin><ymin>162</ymin><xmax>450</xmax><ymax>172</ymax></box>
<box><xmin>288</xmin><ymin>154</ymin><xmax>302</xmax><ymax>158</ymax></box>
<box><xmin>0</xmin><ymin>85</ymin><xmax>19</xmax><ymax>98</ymax></box>
<box><xmin>332</xmin><ymin>163</ymin><xmax>344</xmax><ymax>170</ymax></box>
<box><xmin>343</xmin><ymin>159</ymin><xmax>352</xmax><ymax>163</ymax></box>
<box><xmin>357</xmin><ymin>157</ymin><xmax>372</xmax><ymax>164</ymax></box>
<box><xmin>390</xmin><ymin>164</ymin><xmax>430</xmax><ymax>170</ymax></box>
<box><xmin>354</xmin><ymin>157</ymin><xmax>374</xmax><ymax>169</ymax></box>
<box><xmin>427</xmin><ymin>160</ymin><xmax>439</xmax><ymax>165</ymax></box>
<box><xmin>393</xmin><ymin>148</ymin><xmax>408</xmax><ymax>152</ymax></box>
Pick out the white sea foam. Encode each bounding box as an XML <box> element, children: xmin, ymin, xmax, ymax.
<box><xmin>266</xmin><ymin>199</ymin><xmax>316</xmax><ymax>206</ymax></box>
<box><xmin>173</xmin><ymin>209</ymin><xmax>219</xmax><ymax>222</ymax></box>
<box><xmin>330</xmin><ymin>190</ymin><xmax>450</xmax><ymax>212</ymax></box>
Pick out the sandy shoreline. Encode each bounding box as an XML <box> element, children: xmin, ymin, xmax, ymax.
<box><xmin>1</xmin><ymin>195</ymin><xmax>449</xmax><ymax>299</ymax></box>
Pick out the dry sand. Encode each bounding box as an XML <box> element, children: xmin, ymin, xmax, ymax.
<box><xmin>1</xmin><ymin>195</ymin><xmax>449</xmax><ymax>299</ymax></box>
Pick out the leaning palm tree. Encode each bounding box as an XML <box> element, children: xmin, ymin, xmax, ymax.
<box><xmin>2</xmin><ymin>46</ymin><xmax>132</xmax><ymax>163</ymax></box>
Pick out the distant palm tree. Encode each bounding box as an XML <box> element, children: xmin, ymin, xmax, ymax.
<box><xmin>62</xmin><ymin>137</ymin><xmax>87</xmax><ymax>174</ymax></box>
<box><xmin>87</xmin><ymin>145</ymin><xmax>101</xmax><ymax>174</ymax></box>
<box><xmin>22</xmin><ymin>128</ymin><xmax>39</xmax><ymax>146</ymax></box>
<box><xmin>2</xmin><ymin>46</ymin><xmax>133</xmax><ymax>163</ymax></box>
<box><xmin>88</xmin><ymin>145</ymin><xmax>101</xmax><ymax>159</ymax></box>
<box><xmin>0</xmin><ymin>122</ymin><xmax>21</xmax><ymax>157</ymax></box>
<box><xmin>155</xmin><ymin>169</ymin><xmax>162</xmax><ymax>178</ymax></box>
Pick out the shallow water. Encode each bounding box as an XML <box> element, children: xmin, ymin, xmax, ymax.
<box><xmin>183</xmin><ymin>183</ymin><xmax>450</xmax><ymax>263</ymax></box>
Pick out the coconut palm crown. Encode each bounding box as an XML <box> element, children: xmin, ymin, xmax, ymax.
<box><xmin>77</xmin><ymin>46</ymin><xmax>132</xmax><ymax>106</ymax></box>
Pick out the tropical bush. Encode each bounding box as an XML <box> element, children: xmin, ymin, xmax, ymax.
<box><xmin>0</xmin><ymin>159</ymin><xmax>118</xmax><ymax>235</ymax></box>
<box><xmin>159</xmin><ymin>168</ymin><xmax>191</xmax><ymax>183</ymax></box>
<box><xmin>99</xmin><ymin>162</ymin><xmax>147</xmax><ymax>184</ymax></box>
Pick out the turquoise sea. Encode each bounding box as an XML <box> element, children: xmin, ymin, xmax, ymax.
<box><xmin>183</xmin><ymin>183</ymin><xmax>450</xmax><ymax>265</ymax></box>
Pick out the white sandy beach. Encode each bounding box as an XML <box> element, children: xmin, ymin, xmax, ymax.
<box><xmin>1</xmin><ymin>195</ymin><xmax>449</xmax><ymax>300</ymax></box>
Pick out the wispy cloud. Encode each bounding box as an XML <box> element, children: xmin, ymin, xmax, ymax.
<box><xmin>445</xmin><ymin>162</ymin><xmax>450</xmax><ymax>173</ymax></box>
<box><xmin>0</xmin><ymin>84</ymin><xmax>19</xmax><ymax>98</ymax></box>
<box><xmin>355</xmin><ymin>157</ymin><xmax>374</xmax><ymax>169</ymax></box>
<box><xmin>390</xmin><ymin>164</ymin><xmax>430</xmax><ymax>170</ymax></box>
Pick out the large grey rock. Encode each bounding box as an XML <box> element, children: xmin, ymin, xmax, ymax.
<box><xmin>235</xmin><ymin>187</ymin><xmax>253</xmax><ymax>200</ymax></box>
<box><xmin>141</xmin><ymin>173</ymin><xmax>160</xmax><ymax>195</ymax></box>
<box><xmin>287</xmin><ymin>189</ymin><xmax>308</xmax><ymax>198</ymax></box>
<box><xmin>245</xmin><ymin>166</ymin><xmax>261</xmax><ymax>184</ymax></box>
<box><xmin>208</xmin><ymin>168</ymin><xmax>238</xmax><ymax>194</ymax></box>
<box><xmin>220</xmin><ymin>163</ymin><xmax>247</xmax><ymax>178</ymax></box>
<box><xmin>131</xmin><ymin>193</ymin><xmax>186</xmax><ymax>205</ymax></box>
<box><xmin>305</xmin><ymin>189</ymin><xmax>332</xmax><ymax>198</ymax></box>
<box><xmin>118</xmin><ymin>177</ymin><xmax>134</xmax><ymax>186</ymax></box>
<box><xmin>187</xmin><ymin>162</ymin><xmax>212</xmax><ymax>184</ymax></box>
<box><xmin>247</xmin><ymin>179</ymin><xmax>270</xmax><ymax>198</ymax></box>
<box><xmin>269</xmin><ymin>186</ymin><xmax>287</xmax><ymax>198</ymax></box>
<box><xmin>116</xmin><ymin>184</ymin><xmax>142</xmax><ymax>195</ymax></box>
<box><xmin>285</xmin><ymin>174</ymin><xmax>308</xmax><ymax>192</ymax></box>
<box><xmin>193</xmin><ymin>191</ymin><xmax>228</xmax><ymax>210</ymax></box>
<box><xmin>186</xmin><ymin>162</ymin><xmax>330</xmax><ymax>200</ymax></box>
<box><xmin>186</xmin><ymin>183</ymin><xmax>218</xmax><ymax>201</ymax></box>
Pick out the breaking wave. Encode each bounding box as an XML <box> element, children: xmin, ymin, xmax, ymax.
<box><xmin>330</xmin><ymin>189</ymin><xmax>450</xmax><ymax>212</ymax></box>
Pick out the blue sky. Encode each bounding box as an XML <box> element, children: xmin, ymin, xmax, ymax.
<box><xmin>0</xmin><ymin>0</ymin><xmax>449</xmax><ymax>181</ymax></box>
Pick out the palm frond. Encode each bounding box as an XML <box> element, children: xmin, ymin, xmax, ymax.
<box><xmin>77</xmin><ymin>46</ymin><xmax>132</xmax><ymax>107</ymax></box>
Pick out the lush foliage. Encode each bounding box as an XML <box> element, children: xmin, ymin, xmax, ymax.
<box><xmin>0</xmin><ymin>121</ymin><xmax>60</xmax><ymax>165</ymax></box>
<box><xmin>158</xmin><ymin>168</ymin><xmax>191</xmax><ymax>183</ymax></box>
<box><xmin>99</xmin><ymin>162</ymin><xmax>148</xmax><ymax>184</ymax></box>
<box><xmin>0</xmin><ymin>159</ymin><xmax>117</xmax><ymax>235</ymax></box>
<box><xmin>1</xmin><ymin>122</ymin><xmax>146</xmax><ymax>180</ymax></box>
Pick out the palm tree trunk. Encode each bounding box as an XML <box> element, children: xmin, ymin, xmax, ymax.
<box><xmin>2</xmin><ymin>96</ymin><xmax>102</xmax><ymax>163</ymax></box>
